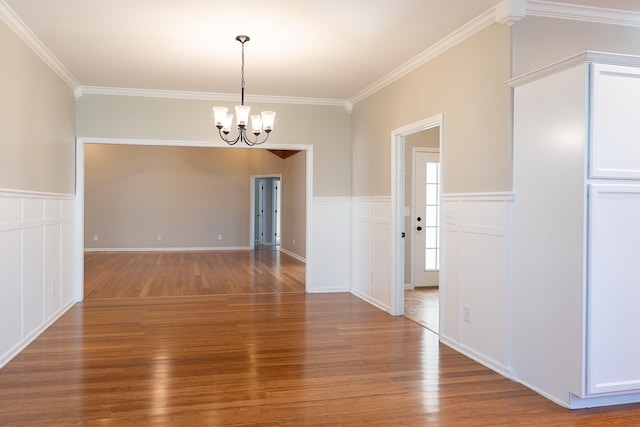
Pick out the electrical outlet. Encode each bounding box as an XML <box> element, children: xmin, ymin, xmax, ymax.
<box><xmin>93</xmin><ymin>234</ymin><xmax>98</xmax><ymax>241</ymax></box>
<box><xmin>293</xmin><ymin>239</ymin><xmax>296</xmax><ymax>246</ymax></box>
<box><xmin>51</xmin><ymin>281</ymin><xmax>56</xmax><ymax>296</ymax></box>
<box><xmin>218</xmin><ymin>234</ymin><xmax>222</xmax><ymax>240</ymax></box>
<box><xmin>463</xmin><ymin>305</ymin><xmax>472</xmax><ymax>323</ymax></box>
<box><xmin>157</xmin><ymin>235</ymin><xmax>162</xmax><ymax>241</ymax></box>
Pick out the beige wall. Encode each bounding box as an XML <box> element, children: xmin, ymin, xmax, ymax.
<box><xmin>281</xmin><ymin>150</ymin><xmax>307</xmax><ymax>258</ymax></box>
<box><xmin>0</xmin><ymin>21</ymin><xmax>75</xmax><ymax>194</ymax></box>
<box><xmin>76</xmin><ymin>95</ymin><xmax>351</xmax><ymax>197</ymax></box>
<box><xmin>84</xmin><ymin>144</ymin><xmax>308</xmax><ymax>250</ymax></box>
<box><xmin>512</xmin><ymin>16</ymin><xmax>640</xmax><ymax>77</ymax></box>
<box><xmin>351</xmin><ymin>23</ymin><xmax>511</xmax><ymax>196</ymax></box>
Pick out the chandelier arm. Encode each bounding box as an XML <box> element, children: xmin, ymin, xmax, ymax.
<box><xmin>242</xmin><ymin>131</ymin><xmax>270</xmax><ymax>146</ymax></box>
<box><xmin>218</xmin><ymin>128</ymin><xmax>241</xmax><ymax>145</ymax></box>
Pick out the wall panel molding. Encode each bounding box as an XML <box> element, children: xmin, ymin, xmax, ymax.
<box><xmin>310</xmin><ymin>197</ymin><xmax>350</xmax><ymax>293</ymax></box>
<box><xmin>440</xmin><ymin>192</ymin><xmax>513</xmax><ymax>377</ymax></box>
<box><xmin>350</xmin><ymin>197</ymin><xmax>392</xmax><ymax>312</ymax></box>
<box><xmin>0</xmin><ymin>190</ymin><xmax>77</xmax><ymax>369</ymax></box>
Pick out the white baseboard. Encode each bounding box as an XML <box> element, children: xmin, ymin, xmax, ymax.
<box><xmin>351</xmin><ymin>289</ymin><xmax>391</xmax><ymax>314</ymax></box>
<box><xmin>84</xmin><ymin>246</ymin><xmax>251</xmax><ymax>252</ymax></box>
<box><xmin>439</xmin><ymin>334</ymin><xmax>511</xmax><ymax>379</ymax></box>
<box><xmin>0</xmin><ymin>299</ymin><xmax>76</xmax><ymax>370</ymax></box>
<box><xmin>280</xmin><ymin>248</ymin><xmax>306</xmax><ymax>263</ymax></box>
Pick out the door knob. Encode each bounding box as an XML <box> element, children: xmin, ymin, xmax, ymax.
<box><xmin>416</xmin><ymin>226</ymin><xmax>422</xmax><ymax>231</ymax></box>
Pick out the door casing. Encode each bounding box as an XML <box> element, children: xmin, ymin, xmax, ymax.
<box><xmin>390</xmin><ymin>114</ymin><xmax>444</xmax><ymax>316</ymax></box>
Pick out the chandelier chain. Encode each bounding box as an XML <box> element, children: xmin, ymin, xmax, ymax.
<box><xmin>240</xmin><ymin>40</ymin><xmax>245</xmax><ymax>105</ymax></box>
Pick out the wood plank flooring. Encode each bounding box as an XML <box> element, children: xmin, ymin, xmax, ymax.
<box><xmin>2</xmin><ymin>252</ymin><xmax>640</xmax><ymax>425</ymax></box>
<box><xmin>84</xmin><ymin>250</ymin><xmax>305</xmax><ymax>299</ymax></box>
<box><xmin>404</xmin><ymin>287</ymin><xmax>439</xmax><ymax>334</ymax></box>
<box><xmin>2</xmin><ymin>293</ymin><xmax>640</xmax><ymax>426</ymax></box>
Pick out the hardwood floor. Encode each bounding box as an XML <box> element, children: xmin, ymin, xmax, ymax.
<box><xmin>2</xmin><ymin>293</ymin><xmax>640</xmax><ymax>426</ymax></box>
<box><xmin>84</xmin><ymin>249</ymin><xmax>305</xmax><ymax>299</ymax></box>
<box><xmin>404</xmin><ymin>287</ymin><xmax>439</xmax><ymax>334</ymax></box>
<box><xmin>2</xmin><ymin>252</ymin><xmax>640</xmax><ymax>425</ymax></box>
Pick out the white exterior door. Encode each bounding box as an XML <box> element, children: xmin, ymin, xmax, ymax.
<box><xmin>412</xmin><ymin>150</ymin><xmax>440</xmax><ymax>287</ymax></box>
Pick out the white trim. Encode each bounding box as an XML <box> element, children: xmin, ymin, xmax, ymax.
<box><xmin>350</xmin><ymin>289</ymin><xmax>391</xmax><ymax>313</ymax></box>
<box><xmin>570</xmin><ymin>390</ymin><xmax>640</xmax><ymax>410</ymax></box>
<box><xmin>80</xmin><ymin>137</ymin><xmax>313</xmax><ymax>152</ymax></box>
<box><xmin>0</xmin><ymin>299</ymin><xmax>75</xmax><ymax>370</ymax></box>
<box><xmin>74</xmin><ymin>140</ymin><xmax>85</xmax><ymax>302</ymax></box>
<box><xmin>440</xmin><ymin>335</ymin><xmax>511</xmax><ymax>380</ymax></box>
<box><xmin>527</xmin><ymin>0</ymin><xmax>640</xmax><ymax>27</ymax></box>
<box><xmin>75</xmin><ymin>137</ymin><xmax>314</xmax><ymax>299</ymax></box>
<box><xmin>0</xmin><ymin>0</ymin><xmax>80</xmax><ymax>89</ymax></box>
<box><xmin>391</xmin><ymin>114</ymin><xmax>444</xmax><ymax>316</ymax></box>
<box><xmin>507</xmin><ymin>51</ymin><xmax>640</xmax><ymax>88</ymax></box>
<box><xmin>350</xmin><ymin>196</ymin><xmax>393</xmax><ymax>203</ymax></box>
<box><xmin>0</xmin><ymin>188</ymin><xmax>74</xmax><ymax>199</ymax></box>
<box><xmin>280</xmin><ymin>247</ymin><xmax>306</xmax><ymax>264</ymax></box>
<box><xmin>349</xmin><ymin>0</ymin><xmax>640</xmax><ymax>106</ymax></box>
<box><xmin>442</xmin><ymin>192</ymin><xmax>515</xmax><ymax>202</ymax></box>
<box><xmin>84</xmin><ymin>246</ymin><xmax>251</xmax><ymax>252</ymax></box>
<box><xmin>313</xmin><ymin>196</ymin><xmax>352</xmax><ymax>203</ymax></box>
<box><xmin>76</xmin><ymin>86</ymin><xmax>348</xmax><ymax>108</ymax></box>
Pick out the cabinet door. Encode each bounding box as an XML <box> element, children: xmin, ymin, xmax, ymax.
<box><xmin>587</xmin><ymin>184</ymin><xmax>640</xmax><ymax>394</ymax></box>
<box><xmin>590</xmin><ymin>64</ymin><xmax>640</xmax><ymax>179</ymax></box>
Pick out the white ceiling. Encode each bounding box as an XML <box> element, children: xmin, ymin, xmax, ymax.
<box><xmin>3</xmin><ymin>0</ymin><xmax>640</xmax><ymax>101</ymax></box>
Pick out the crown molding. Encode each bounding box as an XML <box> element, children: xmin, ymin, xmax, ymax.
<box><xmin>0</xmin><ymin>0</ymin><xmax>80</xmax><ymax>89</ymax></box>
<box><xmin>527</xmin><ymin>0</ymin><xmax>640</xmax><ymax>27</ymax></box>
<box><xmin>76</xmin><ymin>86</ymin><xmax>349</xmax><ymax>109</ymax></box>
<box><xmin>496</xmin><ymin>0</ymin><xmax>527</xmax><ymax>26</ymax></box>
<box><xmin>507</xmin><ymin>51</ymin><xmax>640</xmax><ymax>87</ymax></box>
<box><xmin>348</xmin><ymin>6</ymin><xmax>498</xmax><ymax>105</ymax></box>
<box><xmin>348</xmin><ymin>0</ymin><xmax>640</xmax><ymax>106</ymax></box>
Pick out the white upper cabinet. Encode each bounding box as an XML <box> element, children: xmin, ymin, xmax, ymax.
<box><xmin>590</xmin><ymin>64</ymin><xmax>640</xmax><ymax>179</ymax></box>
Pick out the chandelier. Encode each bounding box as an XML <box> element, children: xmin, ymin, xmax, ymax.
<box><xmin>213</xmin><ymin>35</ymin><xmax>276</xmax><ymax>146</ymax></box>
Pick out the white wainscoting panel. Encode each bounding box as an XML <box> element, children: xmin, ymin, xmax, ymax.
<box><xmin>351</xmin><ymin>197</ymin><xmax>392</xmax><ymax>312</ymax></box>
<box><xmin>23</xmin><ymin>225</ymin><xmax>45</xmax><ymax>335</ymax></box>
<box><xmin>440</xmin><ymin>192</ymin><xmax>513</xmax><ymax>377</ymax></box>
<box><xmin>310</xmin><ymin>197</ymin><xmax>351</xmax><ymax>292</ymax></box>
<box><xmin>0</xmin><ymin>229</ymin><xmax>22</xmax><ymax>358</ymax></box>
<box><xmin>0</xmin><ymin>190</ymin><xmax>77</xmax><ymax>369</ymax></box>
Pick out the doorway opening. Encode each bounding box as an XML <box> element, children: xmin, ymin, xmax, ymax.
<box><xmin>391</xmin><ymin>115</ymin><xmax>443</xmax><ymax>334</ymax></box>
<box><xmin>252</xmin><ymin>175</ymin><xmax>281</xmax><ymax>251</ymax></box>
<box><xmin>75</xmin><ymin>139</ymin><xmax>314</xmax><ymax>300</ymax></box>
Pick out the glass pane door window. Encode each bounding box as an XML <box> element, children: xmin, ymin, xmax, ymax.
<box><xmin>425</xmin><ymin>162</ymin><xmax>440</xmax><ymax>270</ymax></box>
